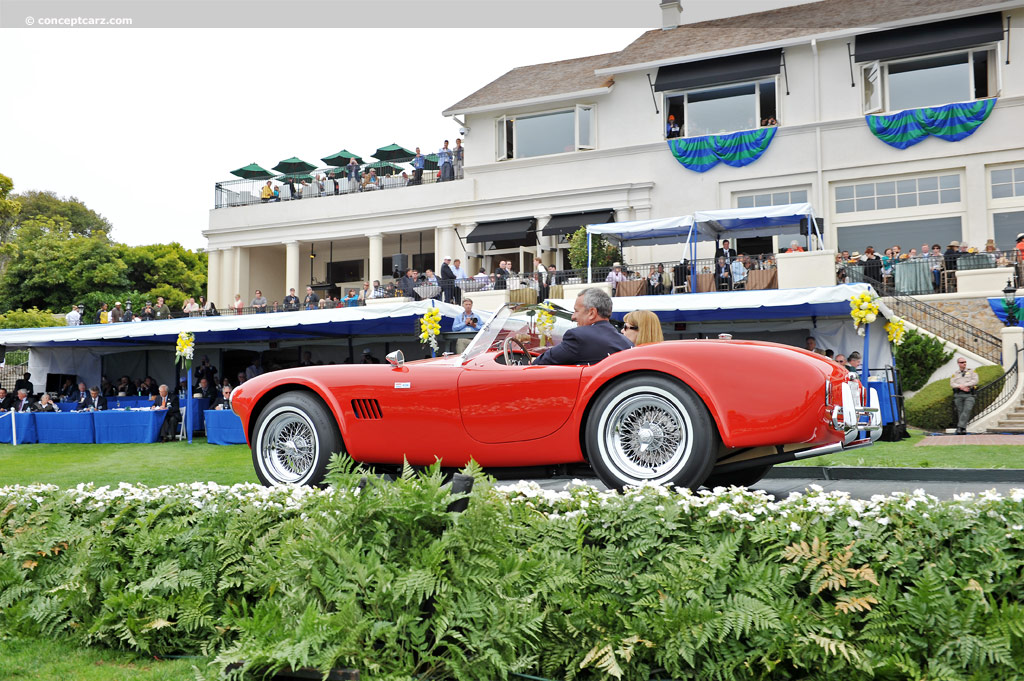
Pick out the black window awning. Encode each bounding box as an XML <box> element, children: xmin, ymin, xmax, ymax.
<box><xmin>854</xmin><ymin>12</ymin><xmax>1004</xmax><ymax>63</ymax></box>
<box><xmin>541</xmin><ymin>210</ymin><xmax>614</xmax><ymax>237</ymax></box>
<box><xmin>654</xmin><ymin>48</ymin><xmax>783</xmax><ymax>92</ymax></box>
<box><xmin>466</xmin><ymin>218</ymin><xmax>536</xmax><ymax>243</ymax></box>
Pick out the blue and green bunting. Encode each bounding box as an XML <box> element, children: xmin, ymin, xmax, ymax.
<box><xmin>667</xmin><ymin>127</ymin><xmax>777</xmax><ymax>173</ymax></box>
<box><xmin>866</xmin><ymin>98</ymin><xmax>996</xmax><ymax>150</ymax></box>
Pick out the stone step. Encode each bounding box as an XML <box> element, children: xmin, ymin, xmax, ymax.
<box><xmin>989</xmin><ymin>428</ymin><xmax>1024</xmax><ymax>434</ymax></box>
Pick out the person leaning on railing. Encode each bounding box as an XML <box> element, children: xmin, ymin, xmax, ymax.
<box><xmin>951</xmin><ymin>358</ymin><xmax>979</xmax><ymax>435</ymax></box>
<box><xmin>260</xmin><ymin>180</ymin><xmax>280</xmax><ymax>203</ymax></box>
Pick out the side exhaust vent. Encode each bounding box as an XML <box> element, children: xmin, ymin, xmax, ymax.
<box><xmin>351</xmin><ymin>399</ymin><xmax>383</xmax><ymax>420</ymax></box>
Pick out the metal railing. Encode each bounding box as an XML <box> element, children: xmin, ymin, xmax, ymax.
<box><xmin>215</xmin><ymin>169</ymin><xmax>456</xmax><ymax>209</ymax></box>
<box><xmin>840</xmin><ymin>249</ymin><xmax>1022</xmax><ymax>296</ymax></box>
<box><xmin>854</xmin><ymin>270</ymin><xmax>1002</xmax><ymax>364</ymax></box>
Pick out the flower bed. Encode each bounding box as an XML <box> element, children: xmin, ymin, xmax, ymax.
<box><xmin>2</xmin><ymin>465</ymin><xmax>1024</xmax><ymax>680</ymax></box>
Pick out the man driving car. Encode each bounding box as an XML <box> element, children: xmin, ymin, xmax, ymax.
<box><xmin>533</xmin><ymin>288</ymin><xmax>632</xmax><ymax>366</ymax></box>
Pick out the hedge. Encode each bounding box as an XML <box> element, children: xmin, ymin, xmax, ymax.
<box><xmin>905</xmin><ymin>365</ymin><xmax>1005</xmax><ymax>431</ymax></box>
<box><xmin>2</xmin><ymin>462</ymin><xmax>1024</xmax><ymax>680</ymax></box>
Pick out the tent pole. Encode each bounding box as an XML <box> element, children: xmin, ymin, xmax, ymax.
<box><xmin>587</xmin><ymin>232</ymin><xmax>592</xmax><ymax>284</ymax></box>
<box><xmin>861</xmin><ymin>321</ymin><xmax>871</xmax><ymax>439</ymax></box>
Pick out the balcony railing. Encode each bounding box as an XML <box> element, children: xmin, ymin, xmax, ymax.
<box><xmin>840</xmin><ymin>249</ymin><xmax>1022</xmax><ymax>296</ymax></box>
<box><xmin>214</xmin><ymin>168</ymin><xmax>458</xmax><ymax>209</ymax></box>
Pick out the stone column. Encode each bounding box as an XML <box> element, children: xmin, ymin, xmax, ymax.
<box><xmin>436</xmin><ymin>225</ymin><xmax>457</xmax><ymax>272</ymax></box>
<box><xmin>534</xmin><ymin>215</ymin><xmax>553</xmax><ymax>266</ymax></box>
<box><xmin>220</xmin><ymin>248</ymin><xmax>235</xmax><ymax>310</ymax></box>
<box><xmin>614</xmin><ymin>206</ymin><xmax>634</xmax><ymax>223</ymax></box>
<box><xmin>206</xmin><ymin>248</ymin><xmax>221</xmax><ymax>309</ymax></box>
<box><xmin>460</xmin><ymin>223</ymin><xmax>478</xmax><ymax>273</ymax></box>
<box><xmin>285</xmin><ymin>241</ymin><xmax>300</xmax><ymax>297</ymax></box>
<box><xmin>368</xmin><ymin>233</ymin><xmax>383</xmax><ymax>284</ymax></box>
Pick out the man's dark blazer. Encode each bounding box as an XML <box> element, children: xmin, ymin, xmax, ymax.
<box><xmin>533</xmin><ymin>320</ymin><xmax>633</xmax><ymax>366</ymax></box>
<box><xmin>0</xmin><ymin>395</ymin><xmax>13</xmax><ymax>411</ymax></box>
<box><xmin>493</xmin><ymin>268</ymin><xmax>509</xmax><ymax>290</ymax></box>
<box><xmin>14</xmin><ymin>397</ymin><xmax>35</xmax><ymax>412</ymax></box>
<box><xmin>154</xmin><ymin>393</ymin><xmax>181</xmax><ymax>417</ymax></box>
<box><xmin>209</xmin><ymin>394</ymin><xmax>230</xmax><ymax>411</ymax></box>
<box><xmin>76</xmin><ymin>394</ymin><xmax>107</xmax><ymax>411</ymax></box>
<box><xmin>714</xmin><ymin>247</ymin><xmax>737</xmax><ymax>262</ymax></box>
<box><xmin>197</xmin><ymin>384</ymin><xmax>217</xmax><ymax>399</ymax></box>
<box><xmin>399</xmin><ymin>275</ymin><xmax>420</xmax><ymax>300</ymax></box>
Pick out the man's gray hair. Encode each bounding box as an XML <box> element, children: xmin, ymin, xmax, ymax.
<box><xmin>578</xmin><ymin>288</ymin><xmax>613</xmax><ymax>319</ymax></box>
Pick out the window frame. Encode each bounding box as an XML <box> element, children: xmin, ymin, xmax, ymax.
<box><xmin>831</xmin><ymin>172</ymin><xmax>965</xmax><ymax>226</ymax></box>
<box><xmin>663</xmin><ymin>76</ymin><xmax>779</xmax><ymax>138</ymax></box>
<box><xmin>733</xmin><ymin>186</ymin><xmax>811</xmax><ymax>210</ymax></box>
<box><xmin>494</xmin><ymin>105</ymin><xmax>597</xmax><ymax>161</ymax></box>
<box><xmin>861</xmin><ymin>45</ymin><xmax>999</xmax><ymax>114</ymax></box>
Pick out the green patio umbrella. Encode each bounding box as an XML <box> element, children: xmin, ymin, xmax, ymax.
<box><xmin>275</xmin><ymin>172</ymin><xmax>314</xmax><ymax>183</ymax></box>
<box><xmin>362</xmin><ymin>161</ymin><xmax>404</xmax><ymax>177</ymax></box>
<box><xmin>423</xmin><ymin>154</ymin><xmax>439</xmax><ymax>171</ymax></box>
<box><xmin>372</xmin><ymin>143</ymin><xmax>415</xmax><ymax>164</ymax></box>
<box><xmin>321</xmin><ymin>149</ymin><xmax>365</xmax><ymax>166</ymax></box>
<box><xmin>272</xmin><ymin>157</ymin><xmax>317</xmax><ymax>175</ymax></box>
<box><xmin>230</xmin><ymin>163</ymin><xmax>274</xmax><ymax>180</ymax></box>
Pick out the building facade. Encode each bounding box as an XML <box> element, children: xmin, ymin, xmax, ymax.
<box><xmin>205</xmin><ymin>0</ymin><xmax>1024</xmax><ymax>307</ymax></box>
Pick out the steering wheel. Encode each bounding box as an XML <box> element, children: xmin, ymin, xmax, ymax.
<box><xmin>502</xmin><ymin>336</ymin><xmax>532</xmax><ymax>366</ymax></box>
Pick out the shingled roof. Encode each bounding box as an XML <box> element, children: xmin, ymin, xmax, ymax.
<box><xmin>598</xmin><ymin>0</ymin><xmax>1010</xmax><ymax>72</ymax></box>
<box><xmin>443</xmin><ymin>52</ymin><xmax>616</xmax><ymax>116</ymax></box>
<box><xmin>443</xmin><ymin>0</ymin><xmax>1013</xmax><ymax>116</ymax></box>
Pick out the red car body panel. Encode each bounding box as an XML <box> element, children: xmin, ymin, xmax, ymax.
<box><xmin>231</xmin><ymin>339</ymin><xmax>849</xmax><ymax>468</ymax></box>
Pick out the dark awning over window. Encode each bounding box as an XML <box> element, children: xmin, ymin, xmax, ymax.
<box><xmin>854</xmin><ymin>12</ymin><xmax>1004</xmax><ymax>63</ymax></box>
<box><xmin>541</xmin><ymin>210</ymin><xmax>614</xmax><ymax>237</ymax></box>
<box><xmin>466</xmin><ymin>218</ymin><xmax>535</xmax><ymax>243</ymax></box>
<box><xmin>654</xmin><ymin>49</ymin><xmax>783</xmax><ymax>92</ymax></box>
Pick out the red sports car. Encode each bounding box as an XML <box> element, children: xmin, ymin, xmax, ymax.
<box><xmin>231</xmin><ymin>304</ymin><xmax>879</xmax><ymax>490</ymax></box>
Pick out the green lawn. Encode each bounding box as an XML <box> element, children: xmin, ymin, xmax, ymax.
<box><xmin>0</xmin><ymin>440</ymin><xmax>255</xmax><ymax>488</ymax></box>
<box><xmin>0</xmin><ymin>638</ymin><xmax>202</xmax><ymax>681</ymax></box>
<box><xmin>780</xmin><ymin>429</ymin><xmax>1024</xmax><ymax>469</ymax></box>
<box><xmin>1</xmin><ymin>430</ymin><xmax>1022</xmax><ymax>490</ymax></box>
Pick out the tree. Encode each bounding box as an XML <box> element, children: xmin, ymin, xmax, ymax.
<box><xmin>567</xmin><ymin>226</ymin><xmax>622</xmax><ymax>270</ymax></box>
<box><xmin>5</xmin><ymin>189</ymin><xmax>111</xmax><ymax>239</ymax></box>
<box><xmin>0</xmin><ymin>173</ymin><xmax>22</xmax><ymax>244</ymax></box>
<box><xmin>0</xmin><ymin>216</ymin><xmax>129</xmax><ymax>312</ymax></box>
<box><xmin>116</xmin><ymin>242</ymin><xmax>207</xmax><ymax>301</ymax></box>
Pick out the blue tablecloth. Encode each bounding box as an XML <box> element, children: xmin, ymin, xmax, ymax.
<box><xmin>204</xmin><ymin>409</ymin><xmax>247</xmax><ymax>445</ymax></box>
<box><xmin>108</xmin><ymin>396</ymin><xmax>154</xmax><ymax>410</ymax></box>
<box><xmin>93</xmin><ymin>410</ymin><xmax>166</xmax><ymax>444</ymax></box>
<box><xmin>56</xmin><ymin>402</ymin><xmax>77</xmax><ymax>413</ymax></box>
<box><xmin>0</xmin><ymin>412</ymin><xmax>37</xmax><ymax>444</ymax></box>
<box><xmin>868</xmin><ymin>380</ymin><xmax>898</xmax><ymax>425</ymax></box>
<box><xmin>186</xmin><ymin>397</ymin><xmax>210</xmax><ymax>432</ymax></box>
<box><xmin>33</xmin><ymin>411</ymin><xmax>95</xmax><ymax>444</ymax></box>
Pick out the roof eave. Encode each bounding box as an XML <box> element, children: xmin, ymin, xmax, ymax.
<box><xmin>443</xmin><ymin>86</ymin><xmax>613</xmax><ymax>117</ymax></box>
<box><xmin>595</xmin><ymin>0</ymin><xmax>1022</xmax><ymax>76</ymax></box>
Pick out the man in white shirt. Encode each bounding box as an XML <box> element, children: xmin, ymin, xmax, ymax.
<box><xmin>730</xmin><ymin>254</ymin><xmax>748</xmax><ymax>289</ymax></box>
<box><xmin>65</xmin><ymin>305</ymin><xmax>81</xmax><ymax>326</ymax></box>
<box><xmin>452</xmin><ymin>258</ymin><xmax>468</xmax><ymax>281</ymax></box>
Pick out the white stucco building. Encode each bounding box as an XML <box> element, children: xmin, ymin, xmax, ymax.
<box><xmin>205</xmin><ymin>0</ymin><xmax>1024</xmax><ymax>306</ymax></box>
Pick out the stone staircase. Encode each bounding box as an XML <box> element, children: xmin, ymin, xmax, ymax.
<box><xmin>987</xmin><ymin>394</ymin><xmax>1024</xmax><ymax>433</ymax></box>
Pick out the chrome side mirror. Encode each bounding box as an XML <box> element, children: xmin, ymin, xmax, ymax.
<box><xmin>386</xmin><ymin>350</ymin><xmax>405</xmax><ymax>367</ymax></box>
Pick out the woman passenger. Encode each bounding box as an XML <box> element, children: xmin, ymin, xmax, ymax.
<box><xmin>622</xmin><ymin>310</ymin><xmax>663</xmax><ymax>346</ymax></box>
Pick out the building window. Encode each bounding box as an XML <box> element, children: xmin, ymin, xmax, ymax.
<box><xmin>496</xmin><ymin>105</ymin><xmax>595</xmax><ymax>160</ymax></box>
<box><xmin>835</xmin><ymin>174</ymin><xmax>960</xmax><ymax>214</ymax></box>
<box><xmin>665</xmin><ymin>79</ymin><xmax>777</xmax><ymax>138</ymax></box>
<box><xmin>991</xmin><ymin>166</ymin><xmax>1024</xmax><ymax>199</ymax></box>
<box><xmin>736</xmin><ymin>188</ymin><xmax>807</xmax><ymax>209</ymax></box>
<box><xmin>994</xmin><ymin>212</ymin><xmax>1024</xmax><ymax>250</ymax></box>
<box><xmin>862</xmin><ymin>48</ymin><xmax>997</xmax><ymax>113</ymax></box>
<box><xmin>836</xmin><ymin>217</ymin><xmax>962</xmax><ymax>254</ymax></box>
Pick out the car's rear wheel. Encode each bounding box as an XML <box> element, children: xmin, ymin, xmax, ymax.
<box><xmin>585</xmin><ymin>375</ymin><xmax>716</xmax><ymax>490</ymax></box>
<box><xmin>252</xmin><ymin>392</ymin><xmax>341</xmax><ymax>486</ymax></box>
<box><xmin>703</xmin><ymin>464</ymin><xmax>772</xmax><ymax>489</ymax></box>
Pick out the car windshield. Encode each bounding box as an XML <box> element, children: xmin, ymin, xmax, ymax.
<box><xmin>461</xmin><ymin>304</ymin><xmax>569</xmax><ymax>363</ymax></box>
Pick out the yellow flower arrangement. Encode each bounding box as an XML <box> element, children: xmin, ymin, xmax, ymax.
<box><xmin>175</xmin><ymin>331</ymin><xmax>195</xmax><ymax>369</ymax></box>
<box><xmin>885</xmin><ymin>316</ymin><xmax>907</xmax><ymax>346</ymax></box>
<box><xmin>419</xmin><ymin>306</ymin><xmax>442</xmax><ymax>352</ymax></box>
<box><xmin>849</xmin><ymin>291</ymin><xmax>879</xmax><ymax>336</ymax></box>
<box><xmin>535</xmin><ymin>306</ymin><xmax>556</xmax><ymax>348</ymax></box>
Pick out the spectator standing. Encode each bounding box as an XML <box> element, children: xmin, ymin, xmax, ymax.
<box><xmin>65</xmin><ymin>305</ymin><xmax>81</xmax><ymax>326</ymax></box>
<box><xmin>666</xmin><ymin>114</ymin><xmax>680</xmax><ymax>138</ymax></box>
<box><xmin>605</xmin><ymin>262</ymin><xmax>628</xmax><ymax>293</ymax></box>
<box><xmin>283</xmin><ymin>288</ymin><xmax>300</xmax><ymax>311</ymax></box>
<box><xmin>153</xmin><ymin>297</ymin><xmax>171</xmax><ymax>320</ymax></box>
<box><xmin>786</xmin><ymin>240</ymin><xmax>804</xmax><ymax>253</ymax></box>
<box><xmin>194</xmin><ymin>356</ymin><xmax>217</xmax><ymax>386</ymax></box>
<box><xmin>437</xmin><ymin>140</ymin><xmax>454</xmax><ymax>182</ymax></box>
<box><xmin>183</xmin><ymin>297</ymin><xmax>200</xmax><ymax>315</ymax></box>
<box><xmin>452</xmin><ymin>258</ymin><xmax>468</xmax><ymax>281</ymax></box>
<box><xmin>440</xmin><ymin>256</ymin><xmax>459</xmax><ymax>304</ymax></box>
<box><xmin>346</xmin><ymin>157</ymin><xmax>361</xmax><ymax>193</ymax></box>
<box><xmin>714</xmin><ymin>240</ymin><xmax>737</xmax><ymax>263</ymax></box>
<box><xmin>950</xmin><ymin>358</ymin><xmax>979</xmax><ymax>434</ymax></box>
<box><xmin>251</xmin><ymin>290</ymin><xmax>267</xmax><ymax>313</ymax></box>
<box><xmin>929</xmin><ymin>244</ymin><xmax>944</xmax><ymax>291</ymax></box>
<box><xmin>473</xmin><ymin>268</ymin><xmax>490</xmax><ymax>289</ymax></box>
<box><xmin>139</xmin><ymin>302</ymin><xmax>155</xmax><ymax>321</ymax></box>
<box><xmin>493</xmin><ymin>260</ymin><xmax>509</xmax><ymax>290</ymax></box>
<box><xmin>304</xmin><ymin>286</ymin><xmax>320</xmax><ymax>310</ymax></box>
<box><xmin>110</xmin><ymin>301</ymin><xmax>124</xmax><ymax>323</ymax></box>
<box><xmin>861</xmin><ymin>246</ymin><xmax>882</xmax><ymax>282</ymax></box>
<box><xmin>14</xmin><ymin>372</ymin><xmax>32</xmax><ymax>394</ymax></box>
<box><xmin>411</xmin><ymin>147</ymin><xmax>425</xmax><ymax>185</ymax></box>
<box><xmin>453</xmin><ymin>138</ymin><xmax>465</xmax><ymax>180</ymax></box>
<box><xmin>423</xmin><ymin>269</ymin><xmax>442</xmax><ymax>300</ymax></box>
<box><xmin>95</xmin><ymin>302</ymin><xmax>109</xmax><ymax>324</ymax></box>
<box><xmin>342</xmin><ymin>289</ymin><xmax>359</xmax><ymax>307</ymax></box>
<box><xmin>286</xmin><ymin>177</ymin><xmax>299</xmax><ymax>200</ymax></box>
<box><xmin>452</xmin><ymin>298</ymin><xmax>480</xmax><ymax>333</ymax></box>
<box><xmin>245</xmin><ymin>357</ymin><xmax>263</xmax><ymax>381</ymax></box>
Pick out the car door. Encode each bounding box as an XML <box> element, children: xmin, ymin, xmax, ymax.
<box><xmin>457</xmin><ymin>355</ymin><xmax>584</xmax><ymax>444</ymax></box>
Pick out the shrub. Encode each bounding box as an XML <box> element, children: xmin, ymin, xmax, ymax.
<box><xmin>905</xmin><ymin>365</ymin><xmax>1004</xmax><ymax>431</ymax></box>
<box><xmin>0</xmin><ymin>307</ymin><xmax>63</xmax><ymax>329</ymax></box>
<box><xmin>3</xmin><ymin>465</ymin><xmax>1024</xmax><ymax>680</ymax></box>
<box><xmin>895</xmin><ymin>329</ymin><xmax>954</xmax><ymax>392</ymax></box>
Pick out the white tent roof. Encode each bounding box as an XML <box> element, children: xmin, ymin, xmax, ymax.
<box><xmin>586</xmin><ymin>215</ymin><xmax>695</xmax><ymax>246</ymax></box>
<box><xmin>692</xmin><ymin>203</ymin><xmax>820</xmax><ymax>242</ymax></box>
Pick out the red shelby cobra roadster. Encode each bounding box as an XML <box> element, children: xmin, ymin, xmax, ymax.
<box><xmin>231</xmin><ymin>304</ymin><xmax>879</xmax><ymax>490</ymax></box>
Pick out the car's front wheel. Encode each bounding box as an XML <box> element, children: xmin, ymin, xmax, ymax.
<box><xmin>252</xmin><ymin>392</ymin><xmax>341</xmax><ymax>486</ymax></box>
<box><xmin>585</xmin><ymin>375</ymin><xmax>716</xmax><ymax>490</ymax></box>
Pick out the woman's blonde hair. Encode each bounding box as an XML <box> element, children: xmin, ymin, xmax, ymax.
<box><xmin>623</xmin><ymin>309</ymin><xmax>664</xmax><ymax>346</ymax></box>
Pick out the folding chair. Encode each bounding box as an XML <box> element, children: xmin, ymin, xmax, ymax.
<box><xmin>176</xmin><ymin>406</ymin><xmax>187</xmax><ymax>441</ymax></box>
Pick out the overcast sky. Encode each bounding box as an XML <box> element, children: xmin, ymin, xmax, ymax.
<box><xmin>0</xmin><ymin>1</ymin><xmax>810</xmax><ymax>250</ymax></box>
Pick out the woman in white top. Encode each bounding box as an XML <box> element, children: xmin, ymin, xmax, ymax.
<box><xmin>233</xmin><ymin>294</ymin><xmax>244</xmax><ymax>314</ymax></box>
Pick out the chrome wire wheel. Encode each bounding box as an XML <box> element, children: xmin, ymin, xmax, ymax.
<box><xmin>597</xmin><ymin>386</ymin><xmax>693</xmax><ymax>484</ymax></box>
<box><xmin>256</xmin><ymin>406</ymin><xmax>320</xmax><ymax>484</ymax></box>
